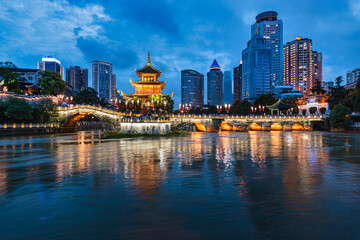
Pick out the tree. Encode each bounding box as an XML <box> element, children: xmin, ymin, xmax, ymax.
<box><xmin>329</xmin><ymin>76</ymin><xmax>346</xmax><ymax>110</ymax></box>
<box><xmin>4</xmin><ymin>97</ymin><xmax>33</xmax><ymax>123</ymax></box>
<box><xmin>231</xmin><ymin>100</ymin><xmax>252</xmax><ymax>115</ymax></box>
<box><xmin>282</xmin><ymin>96</ymin><xmax>299</xmax><ymax>114</ymax></box>
<box><xmin>328</xmin><ymin>104</ymin><xmax>352</xmax><ymax>129</ymax></box>
<box><xmin>73</xmin><ymin>88</ymin><xmax>100</xmax><ymax>105</ymax></box>
<box><xmin>253</xmin><ymin>93</ymin><xmax>277</xmax><ymax>114</ymax></box>
<box><xmin>32</xmin><ymin>99</ymin><xmax>58</xmax><ymax>123</ymax></box>
<box><xmin>0</xmin><ymin>62</ymin><xmax>20</xmax><ymax>91</ymax></box>
<box><xmin>39</xmin><ymin>70</ymin><xmax>66</xmax><ymax>95</ymax></box>
<box><xmin>310</xmin><ymin>78</ymin><xmax>326</xmax><ymax>94</ymax></box>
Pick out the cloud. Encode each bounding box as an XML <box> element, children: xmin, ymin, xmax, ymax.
<box><xmin>0</xmin><ymin>0</ymin><xmax>111</xmax><ymax>65</ymax></box>
<box><xmin>76</xmin><ymin>37</ymin><xmax>138</xmax><ymax>69</ymax></box>
<box><xmin>350</xmin><ymin>0</ymin><xmax>360</xmax><ymax>19</ymax></box>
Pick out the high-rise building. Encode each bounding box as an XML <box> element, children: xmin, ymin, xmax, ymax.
<box><xmin>181</xmin><ymin>69</ymin><xmax>204</xmax><ymax>108</ymax></box>
<box><xmin>283</xmin><ymin>37</ymin><xmax>315</xmax><ymax>94</ymax></box>
<box><xmin>233</xmin><ymin>60</ymin><xmax>243</xmax><ymax>103</ymax></box>
<box><xmin>66</xmin><ymin>66</ymin><xmax>88</xmax><ymax>94</ymax></box>
<box><xmin>37</xmin><ymin>57</ymin><xmax>64</xmax><ymax>80</ymax></box>
<box><xmin>251</xmin><ymin>11</ymin><xmax>283</xmax><ymax>86</ymax></box>
<box><xmin>312</xmin><ymin>51</ymin><xmax>323</xmax><ymax>85</ymax></box>
<box><xmin>242</xmin><ymin>35</ymin><xmax>272</xmax><ymax>100</ymax></box>
<box><xmin>223</xmin><ymin>71</ymin><xmax>233</xmax><ymax>104</ymax></box>
<box><xmin>346</xmin><ymin>68</ymin><xmax>360</xmax><ymax>85</ymax></box>
<box><xmin>111</xmin><ymin>74</ymin><xmax>117</xmax><ymax>100</ymax></box>
<box><xmin>207</xmin><ymin>60</ymin><xmax>223</xmax><ymax>106</ymax></box>
<box><xmin>92</xmin><ymin>60</ymin><xmax>113</xmax><ymax>102</ymax></box>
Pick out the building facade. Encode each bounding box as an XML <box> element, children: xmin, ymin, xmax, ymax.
<box><xmin>111</xmin><ymin>74</ymin><xmax>117</xmax><ymax>101</ymax></box>
<box><xmin>346</xmin><ymin>68</ymin><xmax>360</xmax><ymax>85</ymax></box>
<box><xmin>251</xmin><ymin>11</ymin><xmax>283</xmax><ymax>86</ymax></box>
<box><xmin>181</xmin><ymin>69</ymin><xmax>204</xmax><ymax>108</ymax></box>
<box><xmin>312</xmin><ymin>51</ymin><xmax>323</xmax><ymax>85</ymax></box>
<box><xmin>233</xmin><ymin>61</ymin><xmax>242</xmax><ymax>103</ymax></box>
<box><xmin>207</xmin><ymin>60</ymin><xmax>223</xmax><ymax>106</ymax></box>
<box><xmin>37</xmin><ymin>57</ymin><xmax>64</xmax><ymax>80</ymax></box>
<box><xmin>65</xmin><ymin>66</ymin><xmax>88</xmax><ymax>94</ymax></box>
<box><xmin>242</xmin><ymin>35</ymin><xmax>272</xmax><ymax>100</ymax></box>
<box><xmin>223</xmin><ymin>71</ymin><xmax>233</xmax><ymax>104</ymax></box>
<box><xmin>92</xmin><ymin>60</ymin><xmax>113</xmax><ymax>102</ymax></box>
<box><xmin>283</xmin><ymin>37</ymin><xmax>314</xmax><ymax>94</ymax></box>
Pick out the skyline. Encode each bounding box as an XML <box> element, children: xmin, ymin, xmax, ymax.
<box><xmin>1</xmin><ymin>0</ymin><xmax>360</xmax><ymax>105</ymax></box>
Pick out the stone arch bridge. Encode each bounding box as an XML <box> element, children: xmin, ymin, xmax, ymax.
<box><xmin>57</xmin><ymin>106</ymin><xmax>324</xmax><ymax>132</ymax></box>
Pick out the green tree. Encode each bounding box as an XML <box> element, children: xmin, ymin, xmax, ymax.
<box><xmin>231</xmin><ymin>100</ymin><xmax>252</xmax><ymax>115</ymax></box>
<box><xmin>329</xmin><ymin>76</ymin><xmax>346</xmax><ymax>110</ymax></box>
<box><xmin>253</xmin><ymin>93</ymin><xmax>277</xmax><ymax>114</ymax></box>
<box><xmin>0</xmin><ymin>62</ymin><xmax>20</xmax><ymax>91</ymax></box>
<box><xmin>328</xmin><ymin>104</ymin><xmax>352</xmax><ymax>129</ymax></box>
<box><xmin>4</xmin><ymin>97</ymin><xmax>33</xmax><ymax>123</ymax></box>
<box><xmin>39</xmin><ymin>70</ymin><xmax>66</xmax><ymax>95</ymax></box>
<box><xmin>32</xmin><ymin>98</ymin><xmax>58</xmax><ymax>123</ymax></box>
<box><xmin>282</xmin><ymin>96</ymin><xmax>299</xmax><ymax>114</ymax></box>
<box><xmin>73</xmin><ymin>88</ymin><xmax>100</xmax><ymax>105</ymax></box>
<box><xmin>310</xmin><ymin>78</ymin><xmax>326</xmax><ymax>94</ymax></box>
<box><xmin>0</xmin><ymin>100</ymin><xmax>9</xmax><ymax>123</ymax></box>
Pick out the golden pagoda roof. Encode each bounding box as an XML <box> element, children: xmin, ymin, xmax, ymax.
<box><xmin>121</xmin><ymin>90</ymin><xmax>174</xmax><ymax>100</ymax></box>
<box><xmin>135</xmin><ymin>53</ymin><xmax>162</xmax><ymax>75</ymax></box>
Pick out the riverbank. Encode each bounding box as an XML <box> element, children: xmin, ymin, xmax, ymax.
<box><xmin>102</xmin><ymin>130</ymin><xmax>188</xmax><ymax>139</ymax></box>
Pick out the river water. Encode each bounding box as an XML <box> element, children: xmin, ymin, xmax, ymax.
<box><xmin>1</xmin><ymin>131</ymin><xmax>360</xmax><ymax>239</ymax></box>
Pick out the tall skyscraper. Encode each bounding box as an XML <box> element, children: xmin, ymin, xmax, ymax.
<box><xmin>92</xmin><ymin>60</ymin><xmax>113</xmax><ymax>102</ymax></box>
<box><xmin>347</xmin><ymin>68</ymin><xmax>360</xmax><ymax>85</ymax></box>
<box><xmin>283</xmin><ymin>37</ymin><xmax>320</xmax><ymax>94</ymax></box>
<box><xmin>181</xmin><ymin>69</ymin><xmax>204</xmax><ymax>108</ymax></box>
<box><xmin>252</xmin><ymin>11</ymin><xmax>283</xmax><ymax>86</ymax></box>
<box><xmin>242</xmin><ymin>35</ymin><xmax>272</xmax><ymax>100</ymax></box>
<box><xmin>223</xmin><ymin>71</ymin><xmax>233</xmax><ymax>104</ymax></box>
<box><xmin>233</xmin><ymin>60</ymin><xmax>243</xmax><ymax>103</ymax></box>
<box><xmin>111</xmin><ymin>74</ymin><xmax>117</xmax><ymax>100</ymax></box>
<box><xmin>312</xmin><ymin>51</ymin><xmax>323</xmax><ymax>85</ymax></box>
<box><xmin>207</xmin><ymin>60</ymin><xmax>223</xmax><ymax>106</ymax></box>
<box><xmin>37</xmin><ymin>57</ymin><xmax>64</xmax><ymax>80</ymax></box>
<box><xmin>66</xmin><ymin>66</ymin><xmax>88</xmax><ymax>93</ymax></box>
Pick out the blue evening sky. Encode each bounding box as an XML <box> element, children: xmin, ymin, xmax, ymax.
<box><xmin>1</xmin><ymin>0</ymin><xmax>359</xmax><ymax>105</ymax></box>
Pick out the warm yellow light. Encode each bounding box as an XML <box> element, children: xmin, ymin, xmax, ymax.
<box><xmin>249</xmin><ymin>123</ymin><xmax>262</xmax><ymax>131</ymax></box>
<box><xmin>292</xmin><ymin>123</ymin><xmax>305</xmax><ymax>131</ymax></box>
<box><xmin>271</xmin><ymin>123</ymin><xmax>282</xmax><ymax>131</ymax></box>
<box><xmin>220</xmin><ymin>121</ymin><xmax>232</xmax><ymax>131</ymax></box>
<box><xmin>194</xmin><ymin>121</ymin><xmax>206</xmax><ymax>132</ymax></box>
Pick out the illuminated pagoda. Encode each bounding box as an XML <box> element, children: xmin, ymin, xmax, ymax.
<box><xmin>121</xmin><ymin>53</ymin><xmax>173</xmax><ymax>103</ymax></box>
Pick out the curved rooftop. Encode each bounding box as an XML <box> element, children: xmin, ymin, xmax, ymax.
<box><xmin>256</xmin><ymin>11</ymin><xmax>278</xmax><ymax>23</ymax></box>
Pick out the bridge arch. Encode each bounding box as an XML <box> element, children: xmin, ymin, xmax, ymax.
<box><xmin>271</xmin><ymin>123</ymin><xmax>283</xmax><ymax>131</ymax></box>
<box><xmin>193</xmin><ymin>121</ymin><xmax>207</xmax><ymax>132</ymax></box>
<box><xmin>249</xmin><ymin>123</ymin><xmax>262</xmax><ymax>131</ymax></box>
<box><xmin>220</xmin><ymin>121</ymin><xmax>233</xmax><ymax>131</ymax></box>
<box><xmin>292</xmin><ymin>123</ymin><xmax>305</xmax><ymax>131</ymax></box>
<box><xmin>63</xmin><ymin>112</ymin><xmax>104</xmax><ymax>132</ymax></box>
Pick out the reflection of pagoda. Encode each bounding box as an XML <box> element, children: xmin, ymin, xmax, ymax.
<box><xmin>121</xmin><ymin>53</ymin><xmax>173</xmax><ymax>102</ymax></box>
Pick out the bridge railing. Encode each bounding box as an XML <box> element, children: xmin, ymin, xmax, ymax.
<box><xmin>56</xmin><ymin>106</ymin><xmax>324</xmax><ymax>121</ymax></box>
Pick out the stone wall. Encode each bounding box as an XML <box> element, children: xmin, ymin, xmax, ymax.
<box><xmin>121</xmin><ymin>122</ymin><xmax>171</xmax><ymax>134</ymax></box>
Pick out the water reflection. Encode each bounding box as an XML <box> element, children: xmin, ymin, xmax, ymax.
<box><xmin>1</xmin><ymin>131</ymin><xmax>360</xmax><ymax>239</ymax></box>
